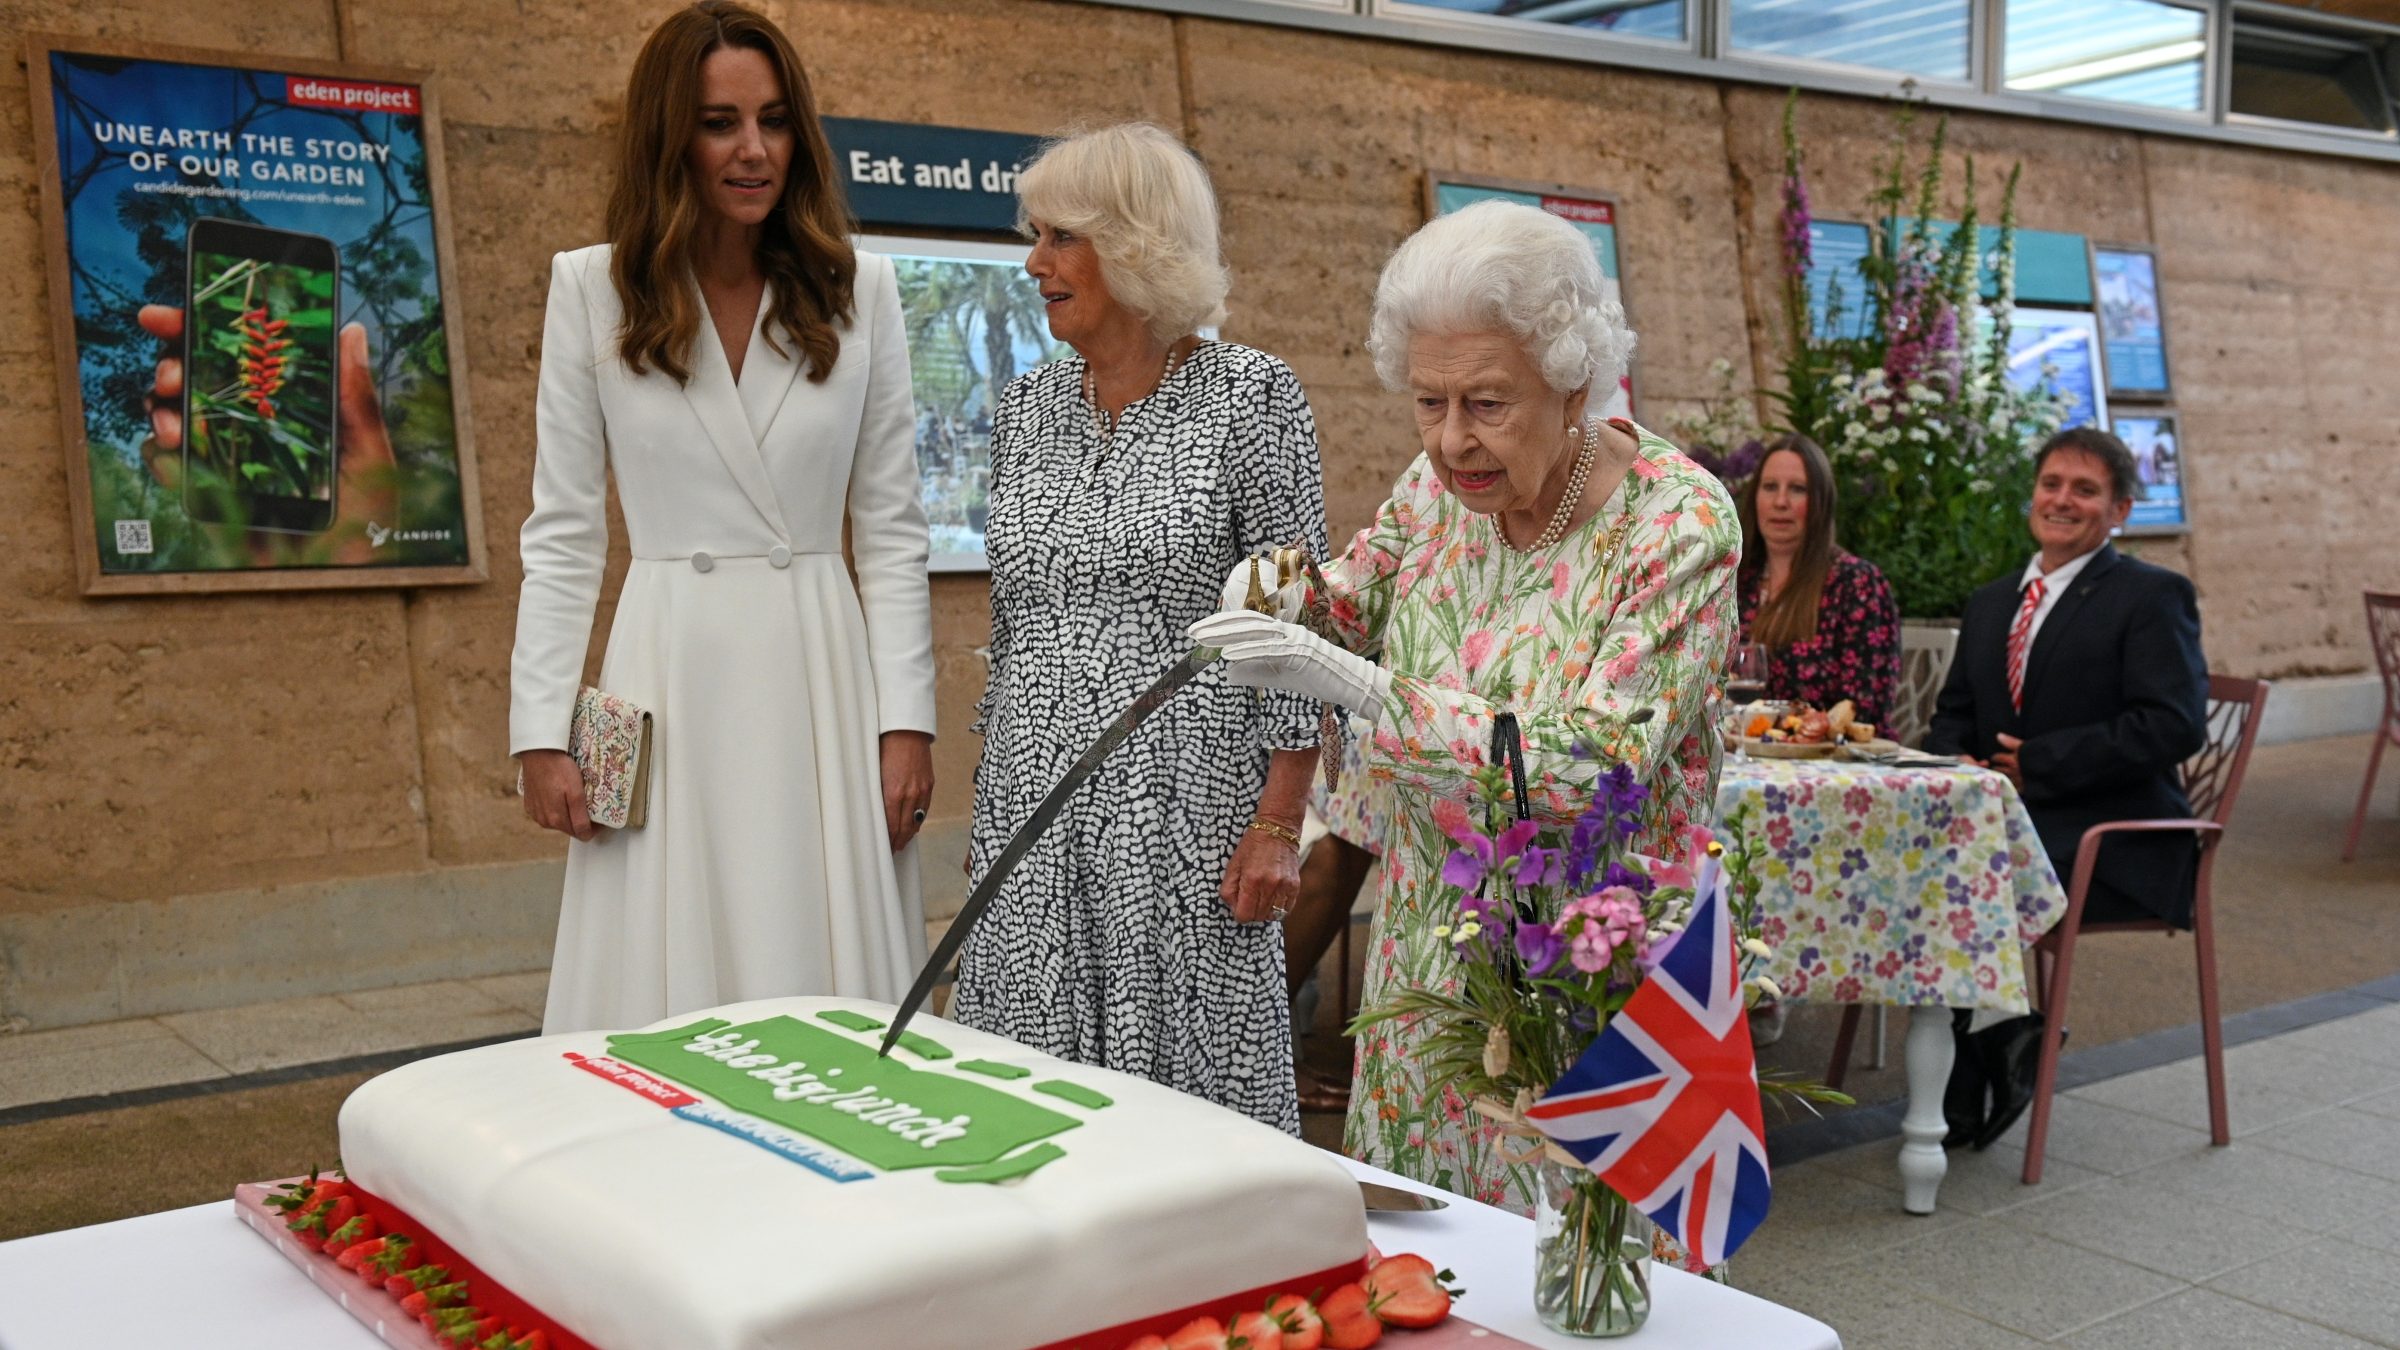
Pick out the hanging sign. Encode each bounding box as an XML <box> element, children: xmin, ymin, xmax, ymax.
<box><xmin>824</xmin><ymin>118</ymin><xmax>1044</xmax><ymax>235</ymax></box>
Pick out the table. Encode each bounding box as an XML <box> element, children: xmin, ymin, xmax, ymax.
<box><xmin>0</xmin><ymin>1159</ymin><xmax>1840</xmax><ymax>1350</ymax></box>
<box><xmin>1717</xmin><ymin>756</ymin><xmax>2066</xmax><ymax>1214</ymax></box>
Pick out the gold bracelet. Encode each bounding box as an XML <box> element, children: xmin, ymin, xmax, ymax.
<box><xmin>1247</xmin><ymin>818</ymin><xmax>1302</xmax><ymax>850</ymax></box>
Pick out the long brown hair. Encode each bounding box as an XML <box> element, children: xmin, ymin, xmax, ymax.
<box><xmin>1738</xmin><ymin>434</ymin><xmax>1839</xmax><ymax>649</ymax></box>
<box><xmin>606</xmin><ymin>1</ymin><xmax>855</xmax><ymax>385</ymax></box>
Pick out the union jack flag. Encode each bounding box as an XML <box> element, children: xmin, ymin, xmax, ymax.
<box><xmin>1523</xmin><ymin>856</ymin><xmax>1771</xmax><ymax>1268</ymax></box>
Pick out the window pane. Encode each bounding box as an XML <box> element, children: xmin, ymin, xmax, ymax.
<box><xmin>1728</xmin><ymin>0</ymin><xmax>1971</xmax><ymax>81</ymax></box>
<box><xmin>2230</xmin><ymin>25</ymin><xmax>2394</xmax><ymax>133</ymax></box>
<box><xmin>1397</xmin><ymin>0</ymin><xmax>1687</xmax><ymax>43</ymax></box>
<box><xmin>2005</xmin><ymin>0</ymin><xmax>2205</xmax><ymax>112</ymax></box>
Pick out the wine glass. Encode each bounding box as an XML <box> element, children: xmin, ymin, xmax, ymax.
<box><xmin>1725</xmin><ymin>644</ymin><xmax>1771</xmax><ymax>758</ymax></box>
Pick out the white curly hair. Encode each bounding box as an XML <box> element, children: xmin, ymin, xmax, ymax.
<box><xmin>1366</xmin><ymin>198</ymin><xmax>1636</xmax><ymax>397</ymax></box>
<box><xmin>1016</xmin><ymin>123</ymin><xmax>1229</xmax><ymax>343</ymax></box>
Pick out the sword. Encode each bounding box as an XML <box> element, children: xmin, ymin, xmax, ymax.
<box><xmin>877</xmin><ymin>644</ymin><xmax>1224</xmax><ymax>1058</ymax></box>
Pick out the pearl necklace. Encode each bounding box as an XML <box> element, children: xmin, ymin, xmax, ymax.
<box><xmin>1501</xmin><ymin>424</ymin><xmax>1598</xmax><ymax>554</ymax></box>
<box><xmin>1083</xmin><ymin>341</ymin><xmax>1193</xmax><ymax>440</ymax></box>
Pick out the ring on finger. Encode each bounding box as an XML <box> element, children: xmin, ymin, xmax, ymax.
<box><xmin>1270</xmin><ymin>904</ymin><xmax>1290</xmax><ymax>920</ymax></box>
<box><xmin>911</xmin><ymin>808</ymin><xmax>927</xmax><ymax>825</ymax></box>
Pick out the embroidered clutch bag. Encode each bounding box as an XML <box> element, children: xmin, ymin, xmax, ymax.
<box><xmin>567</xmin><ymin>686</ymin><xmax>653</xmax><ymax>829</ymax></box>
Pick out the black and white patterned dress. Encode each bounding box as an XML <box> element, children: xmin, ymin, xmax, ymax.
<box><xmin>954</xmin><ymin>342</ymin><xmax>1328</xmax><ymax>1133</ymax></box>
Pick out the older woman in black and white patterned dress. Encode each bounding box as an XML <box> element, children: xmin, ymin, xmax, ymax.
<box><xmin>953</xmin><ymin>124</ymin><xmax>1327</xmax><ymax>1132</ymax></box>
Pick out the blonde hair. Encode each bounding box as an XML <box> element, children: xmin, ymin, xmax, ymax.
<box><xmin>1367</xmin><ymin>198</ymin><xmax>1635</xmax><ymax>396</ymax></box>
<box><xmin>1016</xmin><ymin>123</ymin><xmax>1228</xmax><ymax>342</ymax></box>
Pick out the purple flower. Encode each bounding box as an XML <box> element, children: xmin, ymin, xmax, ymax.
<box><xmin>1779</xmin><ymin>170</ymin><xmax>1813</xmax><ymax>281</ymax></box>
<box><xmin>1440</xmin><ymin>818</ymin><xmax>1540</xmax><ymax>892</ymax></box>
<box><xmin>1515</xmin><ymin>844</ymin><xmax>1563</xmax><ymax>888</ymax></box>
<box><xmin>1600</xmin><ymin>860</ymin><xmax>1656</xmax><ymax>897</ymax></box>
<box><xmin>1515</xmin><ymin>921</ymin><xmax>1566</xmax><ymax>978</ymax></box>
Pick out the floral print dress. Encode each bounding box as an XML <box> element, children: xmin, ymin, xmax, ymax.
<box><xmin>1737</xmin><ymin>552</ymin><xmax>1903</xmax><ymax>727</ymax></box>
<box><xmin>1311</xmin><ymin>424</ymin><xmax>1741</xmax><ymax>1214</ymax></box>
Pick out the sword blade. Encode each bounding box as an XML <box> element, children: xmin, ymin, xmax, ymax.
<box><xmin>878</xmin><ymin>646</ymin><xmax>1222</xmax><ymax>1057</ymax></box>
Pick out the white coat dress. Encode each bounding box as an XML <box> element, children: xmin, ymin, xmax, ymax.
<box><xmin>509</xmin><ymin>244</ymin><xmax>935</xmax><ymax>1034</ymax></box>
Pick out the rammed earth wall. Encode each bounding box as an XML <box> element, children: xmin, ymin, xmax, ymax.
<box><xmin>3</xmin><ymin>0</ymin><xmax>2394</xmax><ymax>1027</ymax></box>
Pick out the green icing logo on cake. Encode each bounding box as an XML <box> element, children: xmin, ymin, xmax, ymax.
<box><xmin>596</xmin><ymin>1014</ymin><xmax>1086</xmax><ymax>1182</ymax></box>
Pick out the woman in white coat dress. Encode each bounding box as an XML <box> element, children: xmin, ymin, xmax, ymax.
<box><xmin>510</xmin><ymin>1</ymin><xmax>936</xmax><ymax>1034</ymax></box>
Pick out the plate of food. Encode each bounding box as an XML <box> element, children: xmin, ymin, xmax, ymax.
<box><xmin>1732</xmin><ymin>699</ymin><xmax>1880</xmax><ymax>759</ymax></box>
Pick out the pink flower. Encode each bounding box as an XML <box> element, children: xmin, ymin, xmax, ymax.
<box><xmin>1562</xmin><ymin>886</ymin><xmax>1649</xmax><ymax>973</ymax></box>
<box><xmin>1551</xmin><ymin>561</ymin><xmax>1571</xmax><ymax>600</ymax></box>
<box><xmin>1461</xmin><ymin>629</ymin><xmax>1497</xmax><ymax>672</ymax></box>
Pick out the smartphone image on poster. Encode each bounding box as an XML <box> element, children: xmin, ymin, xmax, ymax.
<box><xmin>182</xmin><ymin>218</ymin><xmax>340</xmax><ymax>534</ymax></box>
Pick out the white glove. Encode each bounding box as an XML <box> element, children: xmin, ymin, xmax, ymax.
<box><xmin>1190</xmin><ymin>610</ymin><xmax>1394</xmax><ymax>725</ymax></box>
<box><xmin>1216</xmin><ymin>556</ymin><xmax>1307</xmax><ymax>621</ymax></box>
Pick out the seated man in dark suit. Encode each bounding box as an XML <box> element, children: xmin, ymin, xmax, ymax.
<box><xmin>1925</xmin><ymin>427</ymin><xmax>2210</xmax><ymax>1149</ymax></box>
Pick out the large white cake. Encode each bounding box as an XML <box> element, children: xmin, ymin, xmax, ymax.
<box><xmin>333</xmin><ymin>996</ymin><xmax>1370</xmax><ymax>1349</ymax></box>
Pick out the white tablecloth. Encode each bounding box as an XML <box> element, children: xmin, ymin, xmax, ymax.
<box><xmin>0</xmin><ymin>1160</ymin><xmax>1838</xmax><ymax>1349</ymax></box>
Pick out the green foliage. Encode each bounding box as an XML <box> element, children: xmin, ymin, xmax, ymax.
<box><xmin>1770</xmin><ymin>95</ymin><xmax>2069</xmax><ymax>618</ymax></box>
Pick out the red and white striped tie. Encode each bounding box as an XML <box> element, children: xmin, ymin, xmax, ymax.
<box><xmin>2005</xmin><ymin>575</ymin><xmax>2047</xmax><ymax>713</ymax></box>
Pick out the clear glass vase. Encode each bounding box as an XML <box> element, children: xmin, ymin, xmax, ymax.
<box><xmin>1532</xmin><ymin>1160</ymin><xmax>1654</xmax><ymax>1338</ymax></box>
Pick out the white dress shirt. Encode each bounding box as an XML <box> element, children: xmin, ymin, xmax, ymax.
<box><xmin>2015</xmin><ymin>544</ymin><xmax>2105</xmax><ymax>652</ymax></box>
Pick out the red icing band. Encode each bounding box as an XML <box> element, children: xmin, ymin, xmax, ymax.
<box><xmin>337</xmin><ymin>1182</ymin><xmax>600</xmax><ymax>1350</ymax></box>
<box><xmin>562</xmin><ymin>1050</ymin><xmax>700</xmax><ymax>1108</ymax></box>
<box><xmin>1027</xmin><ymin>1255</ymin><xmax>1374</xmax><ymax>1350</ymax></box>
<box><xmin>324</xmin><ymin>1179</ymin><xmax>1365</xmax><ymax>1350</ymax></box>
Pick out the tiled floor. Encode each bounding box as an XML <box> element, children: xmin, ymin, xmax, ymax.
<box><xmin>0</xmin><ymin>973</ymin><xmax>546</xmax><ymax>1112</ymax></box>
<box><xmin>6</xmin><ymin>977</ymin><xmax>2400</xmax><ymax>1346</ymax></box>
<box><xmin>1740</xmin><ymin>1000</ymin><xmax>2400</xmax><ymax>1348</ymax></box>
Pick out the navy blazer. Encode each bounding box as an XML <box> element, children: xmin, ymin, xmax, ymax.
<box><xmin>1925</xmin><ymin>545</ymin><xmax>2210</xmax><ymax>926</ymax></box>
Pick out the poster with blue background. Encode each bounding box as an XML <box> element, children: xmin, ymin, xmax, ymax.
<box><xmin>36</xmin><ymin>43</ymin><xmax>481</xmax><ymax>590</ymax></box>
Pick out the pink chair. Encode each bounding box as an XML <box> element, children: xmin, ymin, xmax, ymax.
<box><xmin>2020</xmin><ymin>674</ymin><xmax>2270</xmax><ymax>1183</ymax></box>
<box><xmin>2342</xmin><ymin>591</ymin><xmax>2400</xmax><ymax>862</ymax></box>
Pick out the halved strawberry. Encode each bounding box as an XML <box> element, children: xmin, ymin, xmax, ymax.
<box><xmin>1165</xmin><ymin>1316</ymin><xmax>1229</xmax><ymax>1349</ymax></box>
<box><xmin>1317</xmin><ymin>1284</ymin><xmax>1382</xmax><ymax>1349</ymax></box>
<box><xmin>1264</xmin><ymin>1293</ymin><xmax>1324</xmax><ymax>1350</ymax></box>
<box><xmin>1359</xmin><ymin>1254</ymin><xmax>1460</xmax><ymax>1329</ymax></box>
<box><xmin>1229</xmin><ymin>1309</ymin><xmax>1284</xmax><ymax>1350</ymax></box>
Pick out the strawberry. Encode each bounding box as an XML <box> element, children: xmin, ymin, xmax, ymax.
<box><xmin>399</xmin><ymin>1280</ymin><xmax>467</xmax><ymax>1317</ymax></box>
<box><xmin>363</xmin><ymin>1235</ymin><xmax>418</xmax><ymax>1279</ymax></box>
<box><xmin>518</xmin><ymin>1333</ymin><xmax>551</xmax><ymax>1350</ymax></box>
<box><xmin>1121</xmin><ymin>1339</ymin><xmax>1171</xmax><ymax>1350</ymax></box>
<box><xmin>1264</xmin><ymin>1293</ymin><xmax>1324</xmax><ymax>1350</ymax></box>
<box><xmin>386</xmin><ymin>1264</ymin><xmax>453</xmax><ymax>1299</ymax></box>
<box><xmin>1230</xmin><ymin>1310</ymin><xmax>1284</xmax><ymax>1350</ymax></box>
<box><xmin>424</xmin><ymin>1307</ymin><xmax>481</xmax><ymax>1345</ymax></box>
<box><xmin>1165</xmin><ymin>1317</ymin><xmax>1228</xmax><ymax>1349</ymax></box>
<box><xmin>1316</xmin><ymin>1284</ymin><xmax>1382</xmax><ymax>1349</ymax></box>
<box><xmin>335</xmin><ymin>1236</ymin><xmax>387</xmax><ymax>1271</ymax></box>
<box><xmin>1360</xmin><ymin>1254</ymin><xmax>1460</xmax><ymax>1330</ymax></box>
<box><xmin>322</xmin><ymin>1213</ymin><xmax>378</xmax><ymax>1255</ymax></box>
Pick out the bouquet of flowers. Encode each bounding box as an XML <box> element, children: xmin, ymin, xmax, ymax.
<box><xmin>1352</xmin><ymin>734</ymin><xmax>1846</xmax><ymax>1333</ymax></box>
<box><xmin>1770</xmin><ymin>94</ymin><xmax>2073</xmax><ymax>619</ymax></box>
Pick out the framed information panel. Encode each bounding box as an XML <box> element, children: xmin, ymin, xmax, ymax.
<box><xmin>28</xmin><ymin>35</ymin><xmax>485</xmax><ymax>594</ymax></box>
<box><xmin>1425</xmin><ymin>172</ymin><xmax>1636</xmax><ymax>420</ymax></box>
<box><xmin>2092</xmin><ymin>244</ymin><xmax>2172</xmax><ymax>399</ymax></box>
<box><xmin>2112</xmin><ymin>409</ymin><xmax>2188</xmax><ymax>536</ymax></box>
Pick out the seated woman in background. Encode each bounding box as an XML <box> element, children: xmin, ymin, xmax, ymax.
<box><xmin>1736</xmin><ymin>434</ymin><xmax>1901</xmax><ymax>728</ymax></box>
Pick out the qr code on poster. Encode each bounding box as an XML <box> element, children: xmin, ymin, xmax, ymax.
<box><xmin>114</xmin><ymin>519</ymin><xmax>153</xmax><ymax>555</ymax></box>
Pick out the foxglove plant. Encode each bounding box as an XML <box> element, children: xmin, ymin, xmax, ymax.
<box><xmin>1766</xmin><ymin>94</ymin><xmax>2074</xmax><ymax>618</ymax></box>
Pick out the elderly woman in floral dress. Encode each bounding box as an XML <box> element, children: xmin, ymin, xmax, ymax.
<box><xmin>1192</xmin><ymin>199</ymin><xmax>1740</xmax><ymax>1214</ymax></box>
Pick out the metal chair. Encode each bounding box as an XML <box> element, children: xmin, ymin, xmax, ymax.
<box><xmin>1889</xmin><ymin>622</ymin><xmax>1961</xmax><ymax>750</ymax></box>
<box><xmin>2020</xmin><ymin>674</ymin><xmax>2271</xmax><ymax>1183</ymax></box>
<box><xmin>2341</xmin><ymin>592</ymin><xmax>2400</xmax><ymax>862</ymax></box>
